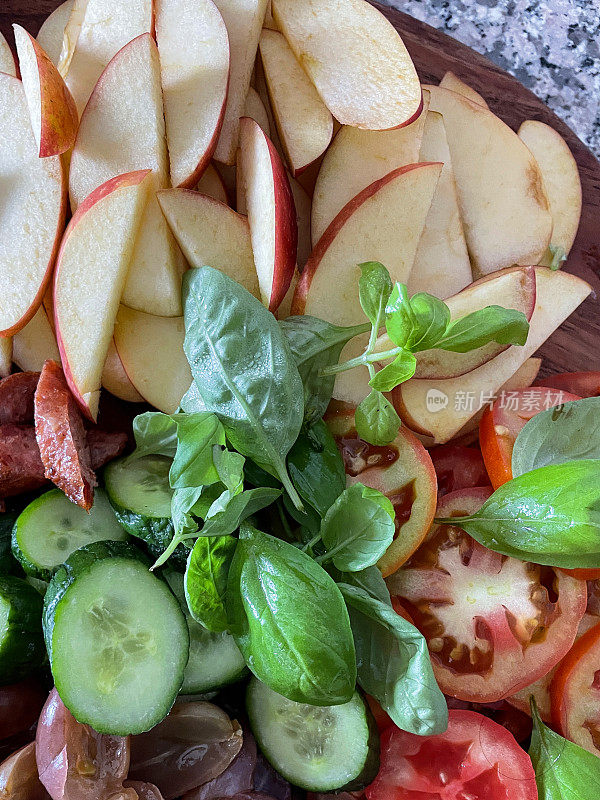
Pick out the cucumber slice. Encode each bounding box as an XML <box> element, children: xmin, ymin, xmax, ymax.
<box><xmin>0</xmin><ymin>511</ymin><xmax>20</xmax><ymax>576</ymax></box>
<box><xmin>247</xmin><ymin>677</ymin><xmax>379</xmax><ymax>792</ymax></box>
<box><xmin>0</xmin><ymin>575</ymin><xmax>45</xmax><ymax>684</ymax></box>
<box><xmin>43</xmin><ymin>541</ymin><xmax>189</xmax><ymax>735</ymax></box>
<box><xmin>12</xmin><ymin>489</ymin><xmax>128</xmax><ymax>580</ymax></box>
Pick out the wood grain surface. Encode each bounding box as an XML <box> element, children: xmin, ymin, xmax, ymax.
<box><xmin>1</xmin><ymin>0</ymin><xmax>598</xmax><ymax>375</ymax></box>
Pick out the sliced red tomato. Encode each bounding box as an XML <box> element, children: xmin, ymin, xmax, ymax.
<box><xmin>479</xmin><ymin>386</ymin><xmax>580</xmax><ymax>489</ymax></box>
<box><xmin>387</xmin><ymin>488</ymin><xmax>587</xmax><ymax>703</ymax></box>
<box><xmin>535</xmin><ymin>370</ymin><xmax>600</xmax><ymax>398</ymax></box>
<box><xmin>429</xmin><ymin>444</ymin><xmax>490</xmax><ymax>497</ymax></box>
<box><xmin>366</xmin><ymin>710</ymin><xmax>538</xmax><ymax>800</ymax></box>
<box><xmin>551</xmin><ymin>622</ymin><xmax>600</xmax><ymax>755</ymax></box>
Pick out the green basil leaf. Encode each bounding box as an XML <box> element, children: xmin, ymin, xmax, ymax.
<box><xmin>199</xmin><ymin>487</ymin><xmax>282</xmax><ymax>538</ymax></box>
<box><xmin>386</xmin><ymin>289</ymin><xmax>450</xmax><ymax>352</ymax></box>
<box><xmin>435</xmin><ymin>306</ymin><xmax>529</xmax><ymax>352</ymax></box>
<box><xmin>213</xmin><ymin>447</ymin><xmax>245</xmax><ymax>494</ymax></box>
<box><xmin>131</xmin><ymin>412</ymin><xmax>178</xmax><ymax>460</ymax></box>
<box><xmin>320</xmin><ymin>483</ymin><xmax>395</xmax><ymax>572</ymax></box>
<box><xmin>179</xmin><ymin>381</ymin><xmax>207</xmax><ymax>413</ymax></box>
<box><xmin>280</xmin><ymin>315</ymin><xmax>369</xmax><ymax>425</ymax></box>
<box><xmin>169</xmin><ymin>413</ymin><xmax>225</xmax><ymax>488</ymax></box>
<box><xmin>184</xmin><ymin>535</ymin><xmax>237</xmax><ymax>632</ymax></box>
<box><xmin>549</xmin><ymin>244</ymin><xmax>568</xmax><ymax>271</ymax></box>
<box><xmin>355</xmin><ymin>390</ymin><xmax>401</xmax><ymax>446</ymax></box>
<box><xmin>182</xmin><ymin>268</ymin><xmax>304</xmax><ymax>506</ymax></box>
<box><xmin>529</xmin><ymin>697</ymin><xmax>600</xmax><ymax>799</ymax></box>
<box><xmin>358</xmin><ymin>261</ymin><xmax>393</xmax><ymax>328</ymax></box>
<box><xmin>445</xmin><ymin>460</ymin><xmax>600</xmax><ymax>568</ymax></box>
<box><xmin>384</xmin><ymin>283</ymin><xmax>415</xmax><ymax>348</ymax></box>
<box><xmin>512</xmin><ymin>397</ymin><xmax>600</xmax><ymax>477</ymax></box>
<box><xmin>361</xmin><ymin>487</ymin><xmax>395</xmax><ymax>520</ymax></box>
<box><xmin>332</xmin><ymin>565</ymin><xmax>391</xmax><ymax>605</ymax></box>
<box><xmin>282</xmin><ymin>491</ymin><xmax>321</xmax><ymax>536</ymax></box>
<box><xmin>369</xmin><ymin>349</ymin><xmax>417</xmax><ymax>392</ymax></box>
<box><xmin>226</xmin><ymin>525</ymin><xmax>356</xmax><ymax>705</ymax></box>
<box><xmin>339</xmin><ymin>583</ymin><xmax>448</xmax><ymax>736</ymax></box>
<box><xmin>287</xmin><ymin>420</ymin><xmax>346</xmax><ymax>517</ymax></box>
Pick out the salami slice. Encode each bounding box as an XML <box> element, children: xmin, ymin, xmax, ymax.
<box><xmin>0</xmin><ymin>373</ymin><xmax>40</xmax><ymax>425</ymax></box>
<box><xmin>88</xmin><ymin>428</ymin><xmax>128</xmax><ymax>469</ymax></box>
<box><xmin>0</xmin><ymin>424</ymin><xmax>46</xmax><ymax>497</ymax></box>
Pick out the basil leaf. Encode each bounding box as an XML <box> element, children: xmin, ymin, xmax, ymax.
<box><xmin>199</xmin><ymin>487</ymin><xmax>282</xmax><ymax>537</ymax></box>
<box><xmin>332</xmin><ymin>565</ymin><xmax>391</xmax><ymax>605</ymax></box>
<box><xmin>282</xmin><ymin>491</ymin><xmax>321</xmax><ymax>536</ymax></box>
<box><xmin>355</xmin><ymin>390</ymin><xmax>401</xmax><ymax>446</ymax></box>
<box><xmin>369</xmin><ymin>349</ymin><xmax>417</xmax><ymax>392</ymax></box>
<box><xmin>358</xmin><ymin>261</ymin><xmax>393</xmax><ymax>328</ymax></box>
<box><xmin>320</xmin><ymin>483</ymin><xmax>395</xmax><ymax>572</ymax></box>
<box><xmin>386</xmin><ymin>289</ymin><xmax>450</xmax><ymax>352</ymax></box>
<box><xmin>529</xmin><ymin>697</ymin><xmax>600</xmax><ymax>799</ymax></box>
<box><xmin>445</xmin><ymin>460</ymin><xmax>600</xmax><ymax>568</ymax></box>
<box><xmin>131</xmin><ymin>412</ymin><xmax>178</xmax><ymax>460</ymax></box>
<box><xmin>549</xmin><ymin>244</ymin><xmax>567</xmax><ymax>271</ymax></box>
<box><xmin>435</xmin><ymin>306</ymin><xmax>529</xmax><ymax>352</ymax></box>
<box><xmin>185</xmin><ymin>535</ymin><xmax>237</xmax><ymax>632</ymax></box>
<box><xmin>512</xmin><ymin>397</ymin><xmax>600</xmax><ymax>477</ymax></box>
<box><xmin>384</xmin><ymin>283</ymin><xmax>415</xmax><ymax>348</ymax></box>
<box><xmin>169</xmin><ymin>413</ymin><xmax>225</xmax><ymax>488</ymax></box>
<box><xmin>361</xmin><ymin>486</ymin><xmax>395</xmax><ymax>520</ymax></box>
<box><xmin>213</xmin><ymin>447</ymin><xmax>245</xmax><ymax>493</ymax></box>
<box><xmin>339</xmin><ymin>583</ymin><xmax>448</xmax><ymax>736</ymax></box>
<box><xmin>179</xmin><ymin>381</ymin><xmax>207</xmax><ymax>413</ymax></box>
<box><xmin>182</xmin><ymin>268</ymin><xmax>304</xmax><ymax>506</ymax></box>
<box><xmin>226</xmin><ymin>525</ymin><xmax>356</xmax><ymax>705</ymax></box>
<box><xmin>287</xmin><ymin>420</ymin><xmax>346</xmax><ymax>517</ymax></box>
<box><xmin>280</xmin><ymin>315</ymin><xmax>369</xmax><ymax>425</ymax></box>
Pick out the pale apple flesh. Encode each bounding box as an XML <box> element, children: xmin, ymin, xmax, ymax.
<box><xmin>0</xmin><ymin>31</ymin><xmax>16</xmax><ymax>77</ymax></box>
<box><xmin>288</xmin><ymin>173</ymin><xmax>312</xmax><ymax>269</ymax></box>
<box><xmin>102</xmin><ymin>339</ymin><xmax>145</xmax><ymax>403</ymax></box>
<box><xmin>0</xmin><ymin>337</ymin><xmax>12</xmax><ymax>378</ymax></box>
<box><xmin>36</xmin><ymin>0</ymin><xmax>74</xmax><ymax>67</ymax></box>
<box><xmin>439</xmin><ymin>71</ymin><xmax>488</xmax><ymax>108</ymax></box>
<box><xmin>244</xmin><ymin>86</ymin><xmax>271</xmax><ymax>136</ymax></box>
<box><xmin>196</xmin><ymin>162</ymin><xmax>228</xmax><ymax>204</ymax></box>
<box><xmin>12</xmin><ymin>305</ymin><xmax>61</xmax><ymax>373</ymax></box>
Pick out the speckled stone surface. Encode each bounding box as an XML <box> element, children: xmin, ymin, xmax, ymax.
<box><xmin>381</xmin><ymin>0</ymin><xmax>600</xmax><ymax>157</ymax></box>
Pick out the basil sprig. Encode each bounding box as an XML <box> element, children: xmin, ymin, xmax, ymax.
<box><xmin>184</xmin><ymin>535</ymin><xmax>237</xmax><ymax>632</ymax></box>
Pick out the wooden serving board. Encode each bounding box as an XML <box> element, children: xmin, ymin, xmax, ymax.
<box><xmin>2</xmin><ymin>0</ymin><xmax>599</xmax><ymax>376</ymax></box>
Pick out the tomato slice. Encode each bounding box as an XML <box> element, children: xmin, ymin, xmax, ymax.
<box><xmin>479</xmin><ymin>386</ymin><xmax>580</xmax><ymax>489</ymax></box>
<box><xmin>387</xmin><ymin>488</ymin><xmax>587</xmax><ymax>703</ymax></box>
<box><xmin>429</xmin><ymin>444</ymin><xmax>490</xmax><ymax>497</ymax></box>
<box><xmin>365</xmin><ymin>710</ymin><xmax>538</xmax><ymax>800</ymax></box>
<box><xmin>535</xmin><ymin>371</ymin><xmax>600</xmax><ymax>398</ymax></box>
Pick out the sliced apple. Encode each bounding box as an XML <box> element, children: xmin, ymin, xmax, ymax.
<box><xmin>264</xmin><ymin>0</ymin><xmax>278</xmax><ymax>30</ymax></box>
<box><xmin>102</xmin><ymin>340</ymin><xmax>144</xmax><ymax>403</ymax></box>
<box><xmin>156</xmin><ymin>0</ymin><xmax>230</xmax><ymax>188</ymax></box>
<box><xmin>0</xmin><ymin>338</ymin><xmax>12</xmax><ymax>378</ymax></box>
<box><xmin>409</xmin><ymin>110</ymin><xmax>472</xmax><ymax>298</ymax></box>
<box><xmin>311</xmin><ymin>95</ymin><xmax>429</xmax><ymax>245</ymax></box>
<box><xmin>245</xmin><ymin>86</ymin><xmax>270</xmax><ymax>136</ymax></box>
<box><xmin>272</xmin><ymin>0</ymin><xmax>422</xmax><ymax>130</ymax></box>
<box><xmin>238</xmin><ymin>116</ymin><xmax>297</xmax><ymax>311</ymax></box>
<box><xmin>12</xmin><ymin>305</ymin><xmax>61</xmax><ymax>372</ymax></box>
<box><xmin>54</xmin><ymin>170</ymin><xmax>151</xmax><ymax>421</ymax></box>
<box><xmin>0</xmin><ymin>73</ymin><xmax>66</xmax><ymax>337</ymax></box>
<box><xmin>14</xmin><ymin>25</ymin><xmax>78</xmax><ymax>158</ymax></box>
<box><xmin>439</xmin><ymin>71</ymin><xmax>488</xmax><ymax>108</ymax></box>
<box><xmin>259</xmin><ymin>29</ymin><xmax>333</xmax><ymax>177</ymax></box>
<box><xmin>215</xmin><ymin>161</ymin><xmax>236</xmax><ymax>203</ymax></box>
<box><xmin>157</xmin><ymin>189</ymin><xmax>260</xmax><ymax>297</ymax></box>
<box><xmin>518</xmin><ymin>120</ymin><xmax>582</xmax><ymax>265</ymax></box>
<box><xmin>114</xmin><ymin>306</ymin><xmax>192</xmax><ymax>414</ymax></box>
<box><xmin>37</xmin><ymin>0</ymin><xmax>74</xmax><ymax>66</ymax></box>
<box><xmin>61</xmin><ymin>0</ymin><xmax>153</xmax><ymax>114</ymax></box>
<box><xmin>293</xmin><ymin>162</ymin><xmax>442</xmax><ymax>326</ymax></box>
<box><xmin>196</xmin><ymin>162</ymin><xmax>228</xmax><ymax>204</ymax></box>
<box><xmin>276</xmin><ymin>268</ymin><xmax>299</xmax><ymax>320</ymax></box>
<box><xmin>0</xmin><ymin>31</ymin><xmax>16</xmax><ymax>77</ymax></box>
<box><xmin>393</xmin><ymin>268</ymin><xmax>592</xmax><ymax>443</ymax></box>
<box><xmin>212</xmin><ymin>0</ymin><xmax>269</xmax><ymax>164</ymax></box>
<box><xmin>288</xmin><ymin>173</ymin><xmax>312</xmax><ymax>269</ymax></box>
<box><xmin>69</xmin><ymin>34</ymin><xmax>186</xmax><ymax>317</ymax></box>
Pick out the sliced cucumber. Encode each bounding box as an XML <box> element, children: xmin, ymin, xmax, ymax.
<box><xmin>43</xmin><ymin>540</ymin><xmax>189</xmax><ymax>735</ymax></box>
<box><xmin>0</xmin><ymin>575</ymin><xmax>45</xmax><ymax>683</ymax></box>
<box><xmin>247</xmin><ymin>677</ymin><xmax>379</xmax><ymax>792</ymax></box>
<box><xmin>12</xmin><ymin>488</ymin><xmax>128</xmax><ymax>580</ymax></box>
<box><xmin>0</xmin><ymin>511</ymin><xmax>20</xmax><ymax>576</ymax></box>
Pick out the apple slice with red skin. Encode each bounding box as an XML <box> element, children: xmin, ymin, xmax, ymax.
<box><xmin>0</xmin><ymin>31</ymin><xmax>16</xmax><ymax>76</ymax></box>
<box><xmin>238</xmin><ymin>116</ymin><xmax>297</xmax><ymax>311</ymax></box>
<box><xmin>36</xmin><ymin>0</ymin><xmax>73</xmax><ymax>66</ymax></box>
<box><xmin>324</xmin><ymin>401</ymin><xmax>437</xmax><ymax>577</ymax></box>
<box><xmin>12</xmin><ymin>306</ymin><xmax>60</xmax><ymax>373</ymax></box>
<box><xmin>196</xmin><ymin>163</ymin><xmax>228</xmax><ymax>204</ymax></box>
<box><xmin>244</xmin><ymin>86</ymin><xmax>270</xmax><ymax>136</ymax></box>
<box><xmin>102</xmin><ymin>340</ymin><xmax>144</xmax><ymax>404</ymax></box>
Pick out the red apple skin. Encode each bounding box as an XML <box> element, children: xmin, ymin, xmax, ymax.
<box><xmin>291</xmin><ymin>161</ymin><xmax>440</xmax><ymax>316</ymax></box>
<box><xmin>54</xmin><ymin>169</ymin><xmax>151</xmax><ymax>421</ymax></box>
<box><xmin>387</xmin><ymin>87</ymin><xmax>424</xmax><ymax>131</ymax></box>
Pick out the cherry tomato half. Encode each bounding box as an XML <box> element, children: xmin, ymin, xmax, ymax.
<box><xmin>365</xmin><ymin>710</ymin><xmax>538</xmax><ymax>800</ymax></box>
<box><xmin>429</xmin><ymin>444</ymin><xmax>489</xmax><ymax>497</ymax></box>
<box><xmin>535</xmin><ymin>371</ymin><xmax>600</xmax><ymax>398</ymax></box>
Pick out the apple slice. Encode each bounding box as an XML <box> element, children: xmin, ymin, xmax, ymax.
<box><xmin>245</xmin><ymin>86</ymin><xmax>270</xmax><ymax>136</ymax></box>
<box><xmin>426</xmin><ymin>85</ymin><xmax>552</xmax><ymax>275</ymax></box>
<box><xmin>61</xmin><ymin>0</ymin><xmax>153</xmax><ymax>114</ymax></box>
<box><xmin>293</xmin><ymin>162</ymin><xmax>442</xmax><ymax>326</ymax></box>
<box><xmin>155</xmin><ymin>0</ymin><xmax>230</xmax><ymax>188</ymax></box>
<box><xmin>0</xmin><ymin>73</ymin><xmax>66</xmax><ymax>337</ymax></box>
<box><xmin>0</xmin><ymin>31</ymin><xmax>16</xmax><ymax>77</ymax></box>
<box><xmin>54</xmin><ymin>170</ymin><xmax>151</xmax><ymax>421</ymax></box>
<box><xmin>13</xmin><ymin>25</ymin><xmax>78</xmax><ymax>158</ymax></box>
<box><xmin>0</xmin><ymin>338</ymin><xmax>12</xmax><ymax>378</ymax></box>
<box><xmin>311</xmin><ymin>94</ymin><xmax>429</xmax><ymax>245</ymax></box>
<box><xmin>518</xmin><ymin>120</ymin><xmax>582</xmax><ymax>265</ymax></box>
<box><xmin>264</xmin><ymin>0</ymin><xmax>278</xmax><ymax>30</ymax></box>
<box><xmin>102</xmin><ymin>340</ymin><xmax>144</xmax><ymax>403</ymax></box>
<box><xmin>69</xmin><ymin>34</ymin><xmax>186</xmax><ymax>317</ymax></box>
<box><xmin>157</xmin><ymin>189</ymin><xmax>260</xmax><ymax>297</ymax></box>
<box><xmin>238</xmin><ymin>116</ymin><xmax>297</xmax><ymax>311</ymax></box>
<box><xmin>408</xmin><ymin>110</ymin><xmax>472</xmax><ymax>298</ymax></box>
<box><xmin>439</xmin><ymin>71</ymin><xmax>488</xmax><ymax>108</ymax></box>
<box><xmin>272</xmin><ymin>0</ymin><xmax>422</xmax><ymax>130</ymax></box>
<box><xmin>288</xmin><ymin>174</ymin><xmax>312</xmax><ymax>269</ymax></box>
<box><xmin>393</xmin><ymin>268</ymin><xmax>592</xmax><ymax>443</ymax></box>
<box><xmin>259</xmin><ymin>29</ymin><xmax>333</xmax><ymax>177</ymax></box>
<box><xmin>212</xmin><ymin>0</ymin><xmax>269</xmax><ymax>164</ymax></box>
<box><xmin>114</xmin><ymin>306</ymin><xmax>192</xmax><ymax>414</ymax></box>
<box><xmin>12</xmin><ymin>306</ymin><xmax>61</xmax><ymax>373</ymax></box>
<box><xmin>37</xmin><ymin>0</ymin><xmax>74</xmax><ymax>66</ymax></box>
<box><xmin>196</xmin><ymin>162</ymin><xmax>228</xmax><ymax>204</ymax></box>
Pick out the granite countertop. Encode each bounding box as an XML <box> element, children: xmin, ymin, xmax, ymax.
<box><xmin>381</xmin><ymin>0</ymin><xmax>600</xmax><ymax>157</ymax></box>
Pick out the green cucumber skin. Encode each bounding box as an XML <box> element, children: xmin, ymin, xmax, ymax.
<box><xmin>110</xmin><ymin>501</ymin><xmax>190</xmax><ymax>571</ymax></box>
<box><xmin>0</xmin><ymin>512</ymin><xmax>22</xmax><ymax>577</ymax></box>
<box><xmin>0</xmin><ymin>576</ymin><xmax>45</xmax><ymax>684</ymax></box>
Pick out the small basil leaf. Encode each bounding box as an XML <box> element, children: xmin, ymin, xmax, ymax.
<box><xmin>184</xmin><ymin>535</ymin><xmax>237</xmax><ymax>632</ymax></box>
<box><xmin>332</xmin><ymin>565</ymin><xmax>392</xmax><ymax>605</ymax></box>
<box><xmin>213</xmin><ymin>447</ymin><xmax>245</xmax><ymax>494</ymax></box>
<box><xmin>227</xmin><ymin>526</ymin><xmax>356</xmax><ymax>705</ymax></box>
<box><xmin>339</xmin><ymin>583</ymin><xmax>448</xmax><ymax>736</ymax></box>
<box><xmin>199</xmin><ymin>487</ymin><xmax>282</xmax><ymax>538</ymax></box>
<box><xmin>179</xmin><ymin>381</ymin><xmax>207</xmax><ymax>413</ymax></box>
<box><xmin>512</xmin><ymin>397</ymin><xmax>600</xmax><ymax>477</ymax></box>
<box><xmin>169</xmin><ymin>485</ymin><xmax>204</xmax><ymax>553</ymax></box>
<box><xmin>131</xmin><ymin>412</ymin><xmax>178</xmax><ymax>460</ymax></box>
<box><xmin>355</xmin><ymin>390</ymin><xmax>401</xmax><ymax>446</ymax></box>
<box><xmin>361</xmin><ymin>487</ymin><xmax>395</xmax><ymax>520</ymax></box>
<box><xmin>287</xmin><ymin>420</ymin><xmax>346</xmax><ymax>517</ymax></box>
<box><xmin>320</xmin><ymin>483</ymin><xmax>395</xmax><ymax>572</ymax></box>
<box><xmin>358</xmin><ymin>261</ymin><xmax>393</xmax><ymax>328</ymax></box>
<box><xmin>434</xmin><ymin>306</ymin><xmax>529</xmax><ymax>352</ymax></box>
<box><xmin>529</xmin><ymin>697</ymin><xmax>600</xmax><ymax>799</ymax></box>
<box><xmin>401</xmin><ymin>291</ymin><xmax>450</xmax><ymax>352</ymax></box>
<box><xmin>549</xmin><ymin>244</ymin><xmax>567</xmax><ymax>271</ymax></box>
<box><xmin>369</xmin><ymin>350</ymin><xmax>417</xmax><ymax>392</ymax></box>
<box><xmin>169</xmin><ymin>413</ymin><xmax>225</xmax><ymax>488</ymax></box>
<box><xmin>384</xmin><ymin>283</ymin><xmax>415</xmax><ymax>348</ymax></box>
